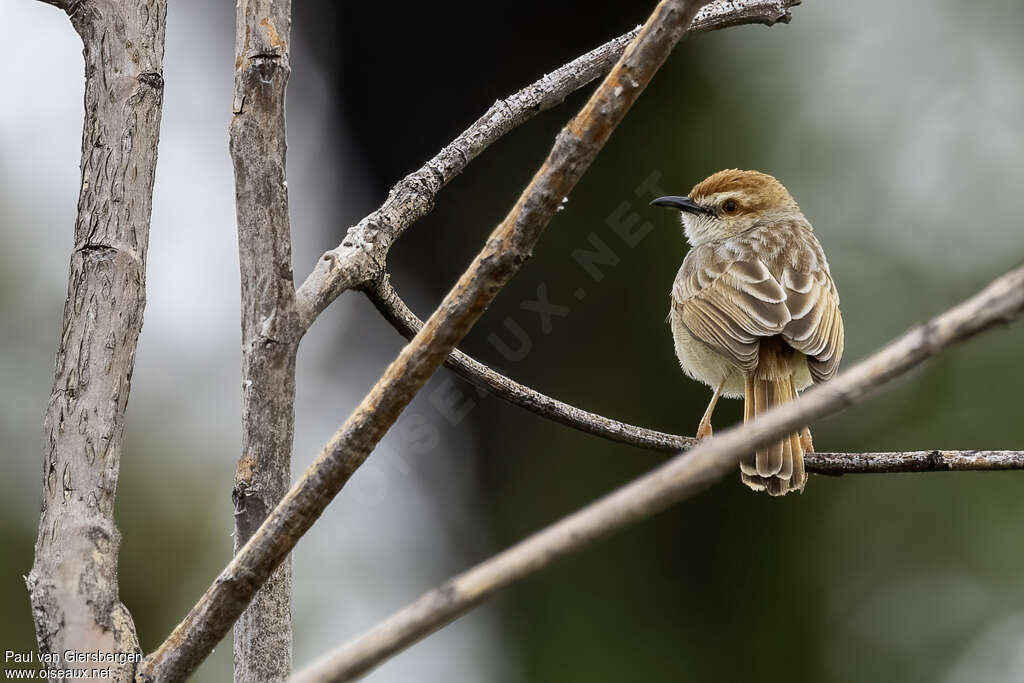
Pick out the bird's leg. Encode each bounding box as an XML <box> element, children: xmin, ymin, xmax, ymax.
<box><xmin>696</xmin><ymin>380</ymin><xmax>726</xmax><ymax>440</ymax></box>
<box><xmin>800</xmin><ymin>425</ymin><xmax>814</xmax><ymax>452</ymax></box>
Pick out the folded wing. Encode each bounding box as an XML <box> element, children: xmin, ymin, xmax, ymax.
<box><xmin>779</xmin><ymin>265</ymin><xmax>844</xmax><ymax>382</ymax></box>
<box><xmin>672</xmin><ymin>249</ymin><xmax>790</xmax><ymax>374</ymax></box>
<box><xmin>672</xmin><ymin>227</ymin><xmax>844</xmax><ymax>382</ymax></box>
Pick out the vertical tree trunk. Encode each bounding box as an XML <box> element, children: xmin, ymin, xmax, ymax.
<box><xmin>230</xmin><ymin>1</ymin><xmax>299</xmax><ymax>681</ymax></box>
<box><xmin>27</xmin><ymin>1</ymin><xmax>166</xmax><ymax>679</ymax></box>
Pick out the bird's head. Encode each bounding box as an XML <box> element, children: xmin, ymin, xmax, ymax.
<box><xmin>652</xmin><ymin>169</ymin><xmax>803</xmax><ymax>246</ymax></box>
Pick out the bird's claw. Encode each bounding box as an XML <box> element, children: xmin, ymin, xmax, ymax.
<box><xmin>800</xmin><ymin>426</ymin><xmax>814</xmax><ymax>452</ymax></box>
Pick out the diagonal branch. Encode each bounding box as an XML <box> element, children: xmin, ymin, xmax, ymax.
<box><xmin>138</xmin><ymin>1</ymin><xmax>715</xmax><ymax>679</ymax></box>
<box><xmin>26</xmin><ymin>0</ymin><xmax>167</xmax><ymax>679</ymax></box>
<box><xmin>230</xmin><ymin>1</ymin><xmax>300</xmax><ymax>681</ymax></box>
<box><xmin>290</xmin><ymin>262</ymin><xmax>1024</xmax><ymax>683</ymax></box>
<box><xmin>293</xmin><ymin>0</ymin><xmax>800</xmax><ymax>330</ymax></box>
<box><xmin>366</xmin><ymin>276</ymin><xmax>1024</xmax><ymax>473</ymax></box>
<box><xmin>366</xmin><ymin>275</ymin><xmax>696</xmax><ymax>452</ymax></box>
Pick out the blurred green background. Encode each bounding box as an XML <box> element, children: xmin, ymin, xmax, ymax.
<box><xmin>3</xmin><ymin>1</ymin><xmax>1024</xmax><ymax>681</ymax></box>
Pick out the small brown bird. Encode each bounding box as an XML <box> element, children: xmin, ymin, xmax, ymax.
<box><xmin>653</xmin><ymin>170</ymin><xmax>844</xmax><ymax>496</ymax></box>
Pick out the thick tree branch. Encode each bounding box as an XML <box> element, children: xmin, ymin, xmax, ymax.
<box><xmin>293</xmin><ymin>0</ymin><xmax>800</xmax><ymax>330</ymax></box>
<box><xmin>291</xmin><ymin>263</ymin><xmax>1024</xmax><ymax>683</ymax></box>
<box><xmin>34</xmin><ymin>0</ymin><xmax>81</xmax><ymax>9</ymax></box>
<box><xmin>230</xmin><ymin>1</ymin><xmax>299</xmax><ymax>681</ymax></box>
<box><xmin>138</xmin><ymin>1</ymin><xmax>714</xmax><ymax>679</ymax></box>
<box><xmin>366</xmin><ymin>277</ymin><xmax>1024</xmax><ymax>473</ymax></box>
<box><xmin>26</xmin><ymin>0</ymin><xmax>166</xmax><ymax>679</ymax></box>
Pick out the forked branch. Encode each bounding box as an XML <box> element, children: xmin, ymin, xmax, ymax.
<box><xmin>138</xmin><ymin>1</ymin><xmax>714</xmax><ymax>679</ymax></box>
<box><xmin>292</xmin><ymin>263</ymin><xmax>1024</xmax><ymax>683</ymax></box>
<box><xmin>293</xmin><ymin>0</ymin><xmax>801</xmax><ymax>329</ymax></box>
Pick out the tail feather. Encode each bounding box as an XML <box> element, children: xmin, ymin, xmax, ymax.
<box><xmin>779</xmin><ymin>427</ymin><xmax>794</xmax><ymax>480</ymax></box>
<box><xmin>777</xmin><ymin>376</ymin><xmax>797</xmax><ymax>480</ymax></box>
<box><xmin>757</xmin><ymin>380</ymin><xmax>785</xmax><ymax>476</ymax></box>
<box><xmin>740</xmin><ymin>342</ymin><xmax>809</xmax><ymax>496</ymax></box>
<box><xmin>740</xmin><ymin>376</ymin><xmax>758</xmax><ymax>476</ymax></box>
<box><xmin>789</xmin><ymin>431</ymin><xmax>806</xmax><ymax>490</ymax></box>
<box><xmin>765</xmin><ymin>476</ymin><xmax>789</xmax><ymax>496</ymax></box>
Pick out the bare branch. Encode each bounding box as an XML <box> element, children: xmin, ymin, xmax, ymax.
<box><xmin>291</xmin><ymin>263</ymin><xmax>1024</xmax><ymax>683</ymax></box>
<box><xmin>293</xmin><ymin>0</ymin><xmax>800</xmax><ymax>330</ymax></box>
<box><xmin>366</xmin><ymin>276</ymin><xmax>696</xmax><ymax>451</ymax></box>
<box><xmin>229</xmin><ymin>1</ymin><xmax>299</xmax><ymax>681</ymax></box>
<box><xmin>367</xmin><ymin>277</ymin><xmax>1024</xmax><ymax>473</ymax></box>
<box><xmin>138</xmin><ymin>1</ymin><xmax>714</xmax><ymax>679</ymax></box>
<box><xmin>26</xmin><ymin>0</ymin><xmax>166</xmax><ymax>679</ymax></box>
<box><xmin>806</xmin><ymin>449</ymin><xmax>1024</xmax><ymax>474</ymax></box>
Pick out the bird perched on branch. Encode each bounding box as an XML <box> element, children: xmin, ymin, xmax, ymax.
<box><xmin>652</xmin><ymin>170</ymin><xmax>844</xmax><ymax>496</ymax></box>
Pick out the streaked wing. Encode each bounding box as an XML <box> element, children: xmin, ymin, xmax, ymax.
<box><xmin>672</xmin><ymin>223</ymin><xmax>844</xmax><ymax>382</ymax></box>
<box><xmin>780</xmin><ymin>263</ymin><xmax>844</xmax><ymax>382</ymax></box>
<box><xmin>672</xmin><ymin>246</ymin><xmax>791</xmax><ymax>374</ymax></box>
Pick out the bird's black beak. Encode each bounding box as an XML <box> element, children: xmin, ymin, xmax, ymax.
<box><xmin>650</xmin><ymin>195</ymin><xmax>708</xmax><ymax>215</ymax></box>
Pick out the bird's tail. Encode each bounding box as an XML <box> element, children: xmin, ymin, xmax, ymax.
<box><xmin>740</xmin><ymin>342</ymin><xmax>807</xmax><ymax>497</ymax></box>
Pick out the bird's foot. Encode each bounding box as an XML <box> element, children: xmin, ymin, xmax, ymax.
<box><xmin>800</xmin><ymin>426</ymin><xmax>814</xmax><ymax>452</ymax></box>
<box><xmin>696</xmin><ymin>418</ymin><xmax>713</xmax><ymax>440</ymax></box>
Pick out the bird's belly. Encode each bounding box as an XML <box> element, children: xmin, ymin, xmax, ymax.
<box><xmin>670</xmin><ymin>313</ymin><xmax>745</xmax><ymax>398</ymax></box>
<box><xmin>670</xmin><ymin>313</ymin><xmax>815</xmax><ymax>397</ymax></box>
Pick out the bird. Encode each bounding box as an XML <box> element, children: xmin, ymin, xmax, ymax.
<box><xmin>652</xmin><ymin>170</ymin><xmax>844</xmax><ymax>496</ymax></box>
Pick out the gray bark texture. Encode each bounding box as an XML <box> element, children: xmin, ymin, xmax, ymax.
<box><xmin>26</xmin><ymin>0</ymin><xmax>166</xmax><ymax>680</ymax></box>
<box><xmin>18</xmin><ymin>0</ymin><xmax>1020</xmax><ymax>680</ymax></box>
<box><xmin>230</xmin><ymin>1</ymin><xmax>299</xmax><ymax>681</ymax></box>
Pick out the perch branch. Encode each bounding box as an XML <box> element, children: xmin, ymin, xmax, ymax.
<box><xmin>138</xmin><ymin>1</ymin><xmax>713</xmax><ymax>680</ymax></box>
<box><xmin>229</xmin><ymin>1</ymin><xmax>300</xmax><ymax>681</ymax></box>
<box><xmin>26</xmin><ymin>0</ymin><xmax>167</xmax><ymax>679</ymax></box>
<box><xmin>291</xmin><ymin>262</ymin><xmax>1024</xmax><ymax>683</ymax></box>
<box><xmin>293</xmin><ymin>0</ymin><xmax>800</xmax><ymax>330</ymax></box>
<box><xmin>366</xmin><ymin>276</ymin><xmax>1024</xmax><ymax>472</ymax></box>
<box><xmin>805</xmin><ymin>450</ymin><xmax>1024</xmax><ymax>474</ymax></box>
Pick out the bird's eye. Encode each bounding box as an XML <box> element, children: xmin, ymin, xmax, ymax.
<box><xmin>722</xmin><ymin>200</ymin><xmax>738</xmax><ymax>214</ymax></box>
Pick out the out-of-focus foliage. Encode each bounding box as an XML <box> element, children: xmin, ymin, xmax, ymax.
<box><xmin>2</xmin><ymin>1</ymin><xmax>1023</xmax><ymax>682</ymax></box>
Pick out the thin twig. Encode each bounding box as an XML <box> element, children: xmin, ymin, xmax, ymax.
<box><xmin>290</xmin><ymin>263</ymin><xmax>1024</xmax><ymax>683</ymax></box>
<box><xmin>366</xmin><ymin>277</ymin><xmax>1024</xmax><ymax>473</ymax></box>
<box><xmin>365</xmin><ymin>276</ymin><xmax>696</xmax><ymax>452</ymax></box>
<box><xmin>26</xmin><ymin>1</ymin><xmax>166</xmax><ymax>679</ymax></box>
<box><xmin>137</xmin><ymin>1</ymin><xmax>714</xmax><ymax>680</ymax></box>
<box><xmin>229</xmin><ymin>1</ymin><xmax>300</xmax><ymax>680</ymax></box>
<box><xmin>293</xmin><ymin>0</ymin><xmax>800</xmax><ymax>330</ymax></box>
